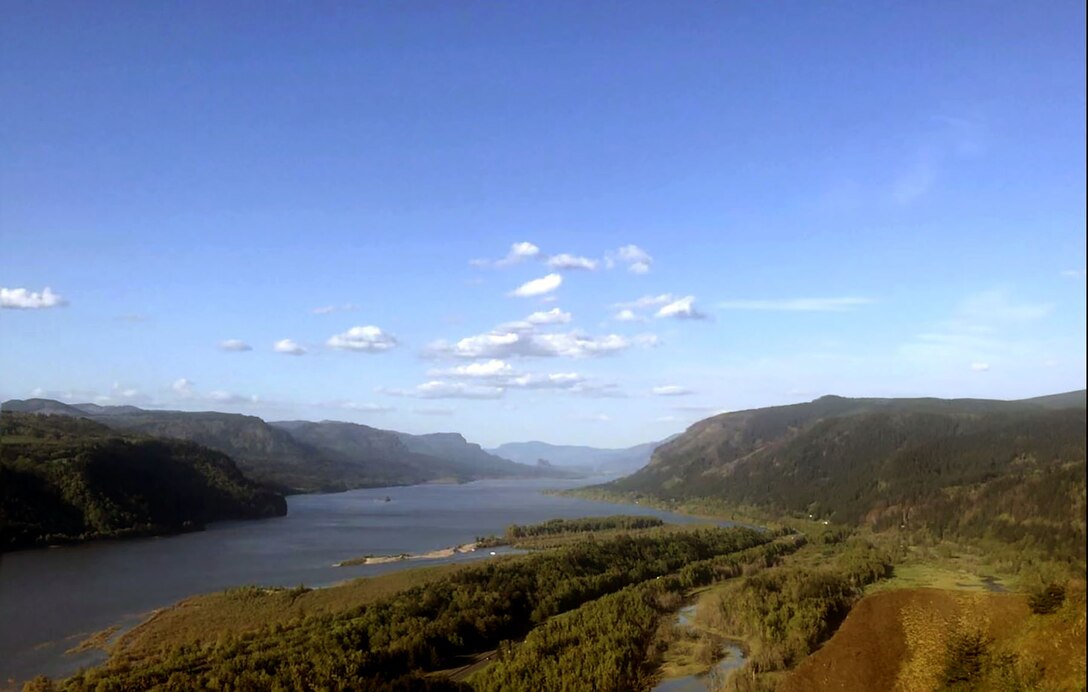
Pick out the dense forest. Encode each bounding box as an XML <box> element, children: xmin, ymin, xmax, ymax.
<box><xmin>0</xmin><ymin>412</ymin><xmax>286</xmax><ymax>551</ymax></box>
<box><xmin>601</xmin><ymin>394</ymin><xmax>1087</xmax><ymax>566</ymax></box>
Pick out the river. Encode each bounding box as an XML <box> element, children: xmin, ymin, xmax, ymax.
<box><xmin>0</xmin><ymin>477</ymin><xmax>719</xmax><ymax>686</ymax></box>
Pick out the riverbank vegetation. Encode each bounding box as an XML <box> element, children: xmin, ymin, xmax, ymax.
<box><xmin>48</xmin><ymin>522</ymin><xmax>779</xmax><ymax>690</ymax></box>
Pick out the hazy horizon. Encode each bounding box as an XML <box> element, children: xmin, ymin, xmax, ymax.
<box><xmin>3</xmin><ymin>3</ymin><xmax>1085</xmax><ymax>447</ymax></box>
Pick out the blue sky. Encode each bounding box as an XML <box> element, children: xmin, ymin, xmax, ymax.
<box><xmin>2</xmin><ymin>2</ymin><xmax>1084</xmax><ymax>447</ymax></box>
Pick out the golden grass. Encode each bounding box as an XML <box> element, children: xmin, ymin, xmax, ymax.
<box><xmin>781</xmin><ymin>583</ymin><xmax>1087</xmax><ymax>692</ymax></box>
<box><xmin>868</xmin><ymin>562</ymin><xmax>1011</xmax><ymax>594</ymax></box>
<box><xmin>110</xmin><ymin>560</ymin><xmax>482</xmax><ymax>661</ymax></box>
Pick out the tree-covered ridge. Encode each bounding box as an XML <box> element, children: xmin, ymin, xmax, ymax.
<box><xmin>54</xmin><ymin>526</ymin><xmax>775</xmax><ymax>690</ymax></box>
<box><xmin>1</xmin><ymin>399</ymin><xmax>574</xmax><ymax>493</ymax></box>
<box><xmin>0</xmin><ymin>412</ymin><xmax>286</xmax><ymax>551</ymax></box>
<box><xmin>605</xmin><ymin>397</ymin><xmax>1086</xmax><ymax>566</ymax></box>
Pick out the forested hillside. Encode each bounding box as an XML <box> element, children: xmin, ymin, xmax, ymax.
<box><xmin>1</xmin><ymin>400</ymin><xmax>571</xmax><ymax>493</ymax></box>
<box><xmin>603</xmin><ymin>392</ymin><xmax>1087</xmax><ymax>565</ymax></box>
<box><xmin>0</xmin><ymin>413</ymin><xmax>286</xmax><ymax>551</ymax></box>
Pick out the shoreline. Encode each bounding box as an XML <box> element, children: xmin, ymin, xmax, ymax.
<box><xmin>336</xmin><ymin>542</ymin><xmax>484</xmax><ymax>567</ymax></box>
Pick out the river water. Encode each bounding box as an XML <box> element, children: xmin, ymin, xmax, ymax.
<box><xmin>0</xmin><ymin>477</ymin><xmax>717</xmax><ymax>686</ymax></box>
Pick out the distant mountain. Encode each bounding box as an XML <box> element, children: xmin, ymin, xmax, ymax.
<box><xmin>396</xmin><ymin>431</ymin><xmax>576</xmax><ymax>479</ymax></box>
<box><xmin>1</xmin><ymin>399</ymin><xmax>575</xmax><ymax>493</ymax></box>
<box><xmin>490</xmin><ymin>438</ymin><xmax>675</xmax><ymax>475</ymax></box>
<box><xmin>56</xmin><ymin>408</ymin><xmax>356</xmax><ymax>494</ymax></box>
<box><xmin>1020</xmin><ymin>389</ymin><xmax>1087</xmax><ymax>409</ymax></box>
<box><xmin>1</xmin><ymin>398</ymin><xmax>87</xmax><ymax>417</ymax></box>
<box><xmin>0</xmin><ymin>412</ymin><xmax>286</xmax><ymax>551</ymax></box>
<box><xmin>601</xmin><ymin>390</ymin><xmax>1087</xmax><ymax>562</ymax></box>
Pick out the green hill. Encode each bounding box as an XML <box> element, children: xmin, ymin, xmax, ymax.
<box><xmin>602</xmin><ymin>391</ymin><xmax>1086</xmax><ymax>564</ymax></box>
<box><xmin>0</xmin><ymin>412</ymin><xmax>287</xmax><ymax>551</ymax></box>
<box><xmin>1</xmin><ymin>399</ymin><xmax>574</xmax><ymax>493</ymax></box>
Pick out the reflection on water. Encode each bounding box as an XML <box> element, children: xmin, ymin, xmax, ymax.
<box><xmin>653</xmin><ymin>603</ymin><xmax>747</xmax><ymax>692</ymax></box>
<box><xmin>0</xmin><ymin>477</ymin><xmax>720</xmax><ymax>686</ymax></box>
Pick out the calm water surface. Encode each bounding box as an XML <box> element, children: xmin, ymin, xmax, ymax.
<box><xmin>0</xmin><ymin>477</ymin><xmax>718</xmax><ymax>686</ymax></box>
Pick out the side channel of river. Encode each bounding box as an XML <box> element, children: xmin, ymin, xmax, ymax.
<box><xmin>0</xmin><ymin>477</ymin><xmax>730</xmax><ymax>686</ymax></box>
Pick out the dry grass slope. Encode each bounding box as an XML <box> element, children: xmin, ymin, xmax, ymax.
<box><xmin>782</xmin><ymin>583</ymin><xmax>1086</xmax><ymax>692</ymax></box>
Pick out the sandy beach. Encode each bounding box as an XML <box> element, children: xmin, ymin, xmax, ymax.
<box><xmin>336</xmin><ymin>542</ymin><xmax>480</xmax><ymax>567</ymax></box>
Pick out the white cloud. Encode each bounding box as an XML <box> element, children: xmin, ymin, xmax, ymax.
<box><xmin>655</xmin><ymin>296</ymin><xmax>707</xmax><ymax>320</ymax></box>
<box><xmin>613</xmin><ymin>309</ymin><xmax>644</xmax><ymax>322</ymax></box>
<box><xmin>428</xmin><ymin>308</ymin><xmax>658</xmax><ymax>360</ymax></box>
<box><xmin>717</xmin><ymin>297</ymin><xmax>874</xmax><ymax>312</ymax></box>
<box><xmin>614</xmin><ymin>245</ymin><xmax>653</xmax><ymax>274</ymax></box>
<box><xmin>652</xmin><ymin>385</ymin><xmax>693</xmax><ymax>396</ymax></box>
<box><xmin>219</xmin><ymin>339</ymin><xmax>253</xmax><ymax>352</ymax></box>
<box><xmin>546</xmin><ymin>254</ymin><xmax>599</xmax><ymax>271</ymax></box>
<box><xmin>274</xmin><ymin>338</ymin><xmax>306</xmax><ymax>355</ymax></box>
<box><xmin>510</xmin><ymin>273</ymin><xmax>562</xmax><ymax>298</ymax></box>
<box><xmin>1060</xmin><ymin>269</ymin><xmax>1085</xmax><ymax>279</ymax></box>
<box><xmin>385</xmin><ymin>381</ymin><xmax>505</xmax><ymax>400</ymax></box>
<box><xmin>327</xmin><ymin>326</ymin><xmax>398</xmax><ymax>352</ymax></box>
<box><xmin>1</xmin><ymin>286</ymin><xmax>67</xmax><ymax>310</ymax></box>
<box><xmin>533</xmin><ymin>332</ymin><xmax>633</xmax><ymax>357</ymax></box>
<box><xmin>471</xmin><ymin>241</ymin><xmax>541</xmax><ymax>268</ymax></box>
<box><xmin>507</xmin><ymin>372</ymin><xmax>586</xmax><ymax>389</ymax></box>
<box><xmin>526</xmin><ymin>308</ymin><xmax>572</xmax><ymax>325</ymax></box>
<box><xmin>970</xmin><ymin>362</ymin><xmax>990</xmax><ymax>372</ymax></box>
<box><xmin>429</xmin><ymin>359</ymin><xmax>515</xmax><ymax>379</ymax></box>
<box><xmin>172</xmin><ymin>378</ymin><xmax>195</xmax><ymax>394</ymax></box>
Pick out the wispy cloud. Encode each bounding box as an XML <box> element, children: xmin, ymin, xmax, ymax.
<box><xmin>171</xmin><ymin>378</ymin><xmax>259</xmax><ymax>407</ymax></box>
<box><xmin>273</xmin><ymin>338</ymin><xmax>306</xmax><ymax>355</ymax></box>
<box><xmin>900</xmin><ymin>289</ymin><xmax>1053</xmax><ymax>366</ymax></box>
<box><xmin>510</xmin><ymin>273</ymin><xmax>562</xmax><ymax>298</ymax></box>
<box><xmin>327</xmin><ymin>326</ymin><xmax>398</xmax><ymax>352</ymax></box>
<box><xmin>546</xmin><ymin>254</ymin><xmax>599</xmax><ymax>271</ymax></box>
<box><xmin>382</xmin><ymin>381</ymin><xmax>505</xmax><ymax>400</ymax></box>
<box><xmin>652</xmin><ymin>385</ymin><xmax>693</xmax><ymax>396</ymax></box>
<box><xmin>1</xmin><ymin>286</ymin><xmax>67</xmax><ymax>310</ymax></box>
<box><xmin>219</xmin><ymin>339</ymin><xmax>253</xmax><ymax>352</ymax></box>
<box><xmin>717</xmin><ymin>297</ymin><xmax>874</xmax><ymax>312</ymax></box>
<box><xmin>312</xmin><ymin>303</ymin><xmax>358</xmax><ymax>315</ymax></box>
